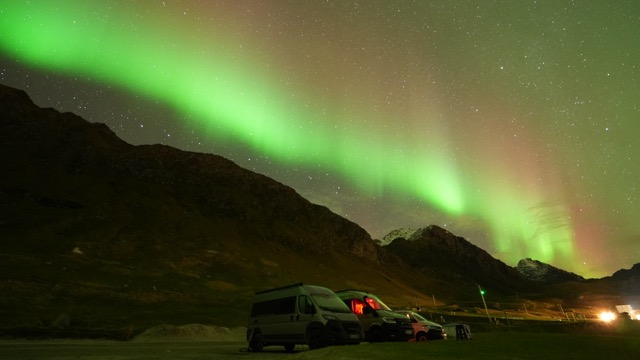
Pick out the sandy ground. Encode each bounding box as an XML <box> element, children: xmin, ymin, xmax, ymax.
<box><xmin>131</xmin><ymin>324</ymin><xmax>247</xmax><ymax>342</ymax></box>
<box><xmin>0</xmin><ymin>324</ymin><xmax>283</xmax><ymax>360</ymax></box>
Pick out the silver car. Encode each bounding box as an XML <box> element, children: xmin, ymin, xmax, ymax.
<box><xmin>396</xmin><ymin>310</ymin><xmax>447</xmax><ymax>341</ymax></box>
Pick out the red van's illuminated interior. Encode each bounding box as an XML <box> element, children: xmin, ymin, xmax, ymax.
<box><xmin>365</xmin><ymin>297</ymin><xmax>383</xmax><ymax>310</ymax></box>
<box><xmin>350</xmin><ymin>297</ymin><xmax>385</xmax><ymax>314</ymax></box>
<box><xmin>350</xmin><ymin>299</ymin><xmax>365</xmax><ymax>314</ymax></box>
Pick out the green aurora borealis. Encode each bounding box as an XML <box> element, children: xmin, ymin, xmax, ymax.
<box><xmin>1</xmin><ymin>1</ymin><xmax>639</xmax><ymax>278</ymax></box>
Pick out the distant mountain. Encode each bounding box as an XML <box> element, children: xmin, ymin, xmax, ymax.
<box><xmin>382</xmin><ymin>226</ymin><xmax>640</xmax><ymax>311</ymax></box>
<box><xmin>608</xmin><ymin>263</ymin><xmax>640</xmax><ymax>293</ymax></box>
<box><xmin>611</xmin><ymin>263</ymin><xmax>640</xmax><ymax>279</ymax></box>
<box><xmin>540</xmin><ymin>263</ymin><xmax>640</xmax><ymax>311</ymax></box>
<box><xmin>383</xmin><ymin>225</ymin><xmax>534</xmax><ymax>295</ymax></box>
<box><xmin>516</xmin><ymin>258</ymin><xmax>585</xmax><ymax>284</ymax></box>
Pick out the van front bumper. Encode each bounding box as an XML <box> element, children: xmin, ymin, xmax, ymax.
<box><xmin>381</xmin><ymin>322</ymin><xmax>414</xmax><ymax>341</ymax></box>
<box><xmin>325</xmin><ymin>320</ymin><xmax>363</xmax><ymax>344</ymax></box>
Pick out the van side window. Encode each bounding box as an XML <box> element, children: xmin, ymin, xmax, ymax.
<box><xmin>298</xmin><ymin>295</ymin><xmax>315</xmax><ymax>315</ymax></box>
<box><xmin>251</xmin><ymin>296</ymin><xmax>296</xmax><ymax>317</ymax></box>
<box><xmin>350</xmin><ymin>299</ymin><xmax>366</xmax><ymax>315</ymax></box>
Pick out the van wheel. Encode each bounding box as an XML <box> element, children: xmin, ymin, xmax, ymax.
<box><xmin>284</xmin><ymin>343</ymin><xmax>295</xmax><ymax>352</ymax></box>
<box><xmin>368</xmin><ymin>327</ymin><xmax>386</xmax><ymax>342</ymax></box>
<box><xmin>249</xmin><ymin>331</ymin><xmax>264</xmax><ymax>352</ymax></box>
<box><xmin>307</xmin><ymin>328</ymin><xmax>327</xmax><ymax>350</ymax></box>
<box><xmin>416</xmin><ymin>332</ymin><xmax>428</xmax><ymax>342</ymax></box>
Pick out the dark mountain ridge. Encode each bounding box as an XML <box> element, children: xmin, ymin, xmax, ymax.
<box><xmin>0</xmin><ymin>84</ymin><xmax>381</xmax><ymax>261</ymax></box>
<box><xmin>606</xmin><ymin>263</ymin><xmax>640</xmax><ymax>294</ymax></box>
<box><xmin>384</xmin><ymin>225</ymin><xmax>535</xmax><ymax>294</ymax></box>
<box><xmin>0</xmin><ymin>83</ymin><xmax>434</xmax><ymax>329</ymax></box>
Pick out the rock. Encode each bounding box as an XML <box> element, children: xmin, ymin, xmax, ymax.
<box><xmin>52</xmin><ymin>313</ymin><xmax>71</xmax><ymax>328</ymax></box>
<box><xmin>132</xmin><ymin>324</ymin><xmax>247</xmax><ymax>342</ymax></box>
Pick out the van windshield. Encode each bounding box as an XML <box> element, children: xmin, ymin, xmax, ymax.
<box><xmin>412</xmin><ymin>312</ymin><xmax>428</xmax><ymax>322</ymax></box>
<box><xmin>364</xmin><ymin>295</ymin><xmax>392</xmax><ymax>311</ymax></box>
<box><xmin>311</xmin><ymin>294</ymin><xmax>352</xmax><ymax>313</ymax></box>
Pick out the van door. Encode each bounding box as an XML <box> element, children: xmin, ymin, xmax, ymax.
<box><xmin>256</xmin><ymin>296</ymin><xmax>297</xmax><ymax>343</ymax></box>
<box><xmin>349</xmin><ymin>298</ymin><xmax>377</xmax><ymax>333</ymax></box>
<box><xmin>287</xmin><ymin>295</ymin><xmax>317</xmax><ymax>341</ymax></box>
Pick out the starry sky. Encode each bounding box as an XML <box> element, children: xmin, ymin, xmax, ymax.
<box><xmin>1</xmin><ymin>1</ymin><xmax>638</xmax><ymax>278</ymax></box>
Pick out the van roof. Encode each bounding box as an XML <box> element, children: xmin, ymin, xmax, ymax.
<box><xmin>254</xmin><ymin>282</ymin><xmax>335</xmax><ymax>296</ymax></box>
<box><xmin>335</xmin><ymin>289</ymin><xmax>369</xmax><ymax>295</ymax></box>
<box><xmin>255</xmin><ymin>282</ymin><xmax>304</xmax><ymax>295</ymax></box>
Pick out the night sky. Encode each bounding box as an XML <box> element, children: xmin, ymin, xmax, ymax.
<box><xmin>1</xmin><ymin>1</ymin><xmax>638</xmax><ymax>278</ymax></box>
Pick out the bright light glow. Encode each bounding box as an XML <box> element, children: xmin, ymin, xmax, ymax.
<box><xmin>350</xmin><ymin>300</ymin><xmax>365</xmax><ymax>315</ymax></box>
<box><xmin>598</xmin><ymin>311</ymin><xmax>616</xmax><ymax>322</ymax></box>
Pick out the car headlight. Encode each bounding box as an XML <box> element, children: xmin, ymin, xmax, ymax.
<box><xmin>382</xmin><ymin>317</ymin><xmax>397</xmax><ymax>324</ymax></box>
<box><xmin>322</xmin><ymin>314</ymin><xmax>338</xmax><ymax>321</ymax></box>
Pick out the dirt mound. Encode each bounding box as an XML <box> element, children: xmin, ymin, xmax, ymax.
<box><xmin>133</xmin><ymin>324</ymin><xmax>246</xmax><ymax>342</ymax></box>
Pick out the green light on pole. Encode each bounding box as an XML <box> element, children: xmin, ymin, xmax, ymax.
<box><xmin>478</xmin><ymin>285</ymin><xmax>491</xmax><ymax>323</ymax></box>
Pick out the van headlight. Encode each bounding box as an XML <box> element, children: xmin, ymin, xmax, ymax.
<box><xmin>382</xmin><ymin>317</ymin><xmax>396</xmax><ymax>324</ymax></box>
<box><xmin>323</xmin><ymin>314</ymin><xmax>338</xmax><ymax>321</ymax></box>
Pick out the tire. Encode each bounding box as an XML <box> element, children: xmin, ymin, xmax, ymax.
<box><xmin>248</xmin><ymin>331</ymin><xmax>264</xmax><ymax>352</ymax></box>
<box><xmin>307</xmin><ymin>328</ymin><xmax>328</xmax><ymax>350</ymax></box>
<box><xmin>416</xmin><ymin>332</ymin><xmax>428</xmax><ymax>342</ymax></box>
<box><xmin>284</xmin><ymin>343</ymin><xmax>295</xmax><ymax>352</ymax></box>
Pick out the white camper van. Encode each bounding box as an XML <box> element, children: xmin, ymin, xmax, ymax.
<box><xmin>247</xmin><ymin>283</ymin><xmax>363</xmax><ymax>352</ymax></box>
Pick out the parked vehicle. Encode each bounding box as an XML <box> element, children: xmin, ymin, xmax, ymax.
<box><xmin>335</xmin><ymin>290</ymin><xmax>414</xmax><ymax>342</ymax></box>
<box><xmin>247</xmin><ymin>283</ymin><xmax>363</xmax><ymax>352</ymax></box>
<box><xmin>395</xmin><ymin>310</ymin><xmax>447</xmax><ymax>341</ymax></box>
<box><xmin>443</xmin><ymin>322</ymin><xmax>472</xmax><ymax>340</ymax></box>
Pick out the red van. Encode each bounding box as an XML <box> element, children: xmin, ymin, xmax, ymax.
<box><xmin>335</xmin><ymin>290</ymin><xmax>414</xmax><ymax>342</ymax></box>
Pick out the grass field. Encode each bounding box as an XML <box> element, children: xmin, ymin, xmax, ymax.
<box><xmin>290</xmin><ymin>331</ymin><xmax>640</xmax><ymax>360</ymax></box>
<box><xmin>1</xmin><ymin>331</ymin><xmax>638</xmax><ymax>360</ymax></box>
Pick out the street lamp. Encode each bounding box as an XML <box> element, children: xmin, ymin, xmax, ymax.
<box><xmin>478</xmin><ymin>285</ymin><xmax>491</xmax><ymax>323</ymax></box>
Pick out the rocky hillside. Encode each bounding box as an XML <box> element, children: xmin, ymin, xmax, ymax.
<box><xmin>0</xmin><ymin>83</ymin><xmax>380</xmax><ymax>262</ymax></box>
<box><xmin>382</xmin><ymin>226</ymin><xmax>640</xmax><ymax>312</ymax></box>
<box><xmin>376</xmin><ymin>228</ymin><xmax>418</xmax><ymax>246</ymax></box>
<box><xmin>607</xmin><ymin>263</ymin><xmax>640</xmax><ymax>294</ymax></box>
<box><xmin>383</xmin><ymin>225</ymin><xmax>535</xmax><ymax>295</ymax></box>
<box><xmin>0</xmin><ymin>83</ymin><xmax>435</xmax><ymax>330</ymax></box>
<box><xmin>516</xmin><ymin>258</ymin><xmax>585</xmax><ymax>284</ymax></box>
